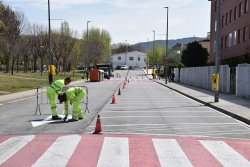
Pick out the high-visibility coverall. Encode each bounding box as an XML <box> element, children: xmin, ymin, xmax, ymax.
<box><xmin>46</xmin><ymin>80</ymin><xmax>65</xmax><ymax>116</ymax></box>
<box><xmin>64</xmin><ymin>87</ymin><xmax>86</xmax><ymax>120</ymax></box>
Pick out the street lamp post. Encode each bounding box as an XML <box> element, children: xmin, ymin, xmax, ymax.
<box><xmin>152</xmin><ymin>30</ymin><xmax>155</xmax><ymax>68</ymax></box>
<box><xmin>146</xmin><ymin>38</ymin><xmax>149</xmax><ymax>72</ymax></box>
<box><xmin>164</xmin><ymin>7</ymin><xmax>169</xmax><ymax>84</ymax></box>
<box><xmin>86</xmin><ymin>21</ymin><xmax>91</xmax><ymax>80</ymax></box>
<box><xmin>40</xmin><ymin>46</ymin><xmax>44</xmax><ymax>76</ymax></box>
<box><xmin>125</xmin><ymin>40</ymin><xmax>127</xmax><ymax>65</ymax></box>
<box><xmin>48</xmin><ymin>0</ymin><xmax>53</xmax><ymax>85</ymax></box>
<box><xmin>100</xmin><ymin>35</ymin><xmax>102</xmax><ymax>63</ymax></box>
<box><xmin>215</xmin><ymin>0</ymin><xmax>221</xmax><ymax>102</ymax></box>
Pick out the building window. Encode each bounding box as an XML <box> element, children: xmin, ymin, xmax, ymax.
<box><xmin>138</xmin><ymin>57</ymin><xmax>140</xmax><ymax>61</ymax></box>
<box><xmin>238</xmin><ymin>29</ymin><xmax>242</xmax><ymax>43</ymax></box>
<box><xmin>214</xmin><ymin>41</ymin><xmax>216</xmax><ymax>52</ymax></box>
<box><xmin>245</xmin><ymin>0</ymin><xmax>249</xmax><ymax>13</ymax></box>
<box><xmin>230</xmin><ymin>9</ymin><xmax>233</xmax><ymax>23</ymax></box>
<box><xmin>243</xmin><ymin>26</ymin><xmax>248</xmax><ymax>41</ymax></box>
<box><xmin>129</xmin><ymin>57</ymin><xmax>133</xmax><ymax>60</ymax></box>
<box><xmin>215</xmin><ymin>1</ymin><xmax>217</xmax><ymax>12</ymax></box>
<box><xmin>225</xmin><ymin>13</ymin><xmax>228</xmax><ymax>25</ymax></box>
<box><xmin>233</xmin><ymin>31</ymin><xmax>237</xmax><ymax>45</ymax></box>
<box><xmin>234</xmin><ymin>6</ymin><xmax>238</xmax><ymax>20</ymax></box>
<box><xmin>239</xmin><ymin>3</ymin><xmax>243</xmax><ymax>17</ymax></box>
<box><xmin>118</xmin><ymin>57</ymin><xmax>121</xmax><ymax>60</ymax></box>
<box><xmin>221</xmin><ymin>15</ymin><xmax>224</xmax><ymax>27</ymax></box>
<box><xmin>225</xmin><ymin>36</ymin><xmax>228</xmax><ymax>48</ymax></box>
<box><xmin>228</xmin><ymin>33</ymin><xmax>232</xmax><ymax>46</ymax></box>
<box><xmin>215</xmin><ymin>20</ymin><xmax>217</xmax><ymax>32</ymax></box>
<box><xmin>221</xmin><ymin>37</ymin><xmax>224</xmax><ymax>50</ymax></box>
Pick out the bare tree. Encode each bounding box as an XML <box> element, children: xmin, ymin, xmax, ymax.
<box><xmin>0</xmin><ymin>6</ymin><xmax>28</xmax><ymax>74</ymax></box>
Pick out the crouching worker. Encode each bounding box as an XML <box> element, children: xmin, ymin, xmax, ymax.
<box><xmin>58</xmin><ymin>87</ymin><xmax>86</xmax><ymax>121</ymax></box>
<box><xmin>46</xmin><ymin>77</ymin><xmax>71</xmax><ymax>120</ymax></box>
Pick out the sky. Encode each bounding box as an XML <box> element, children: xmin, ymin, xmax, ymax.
<box><xmin>3</xmin><ymin>0</ymin><xmax>211</xmax><ymax>45</ymax></box>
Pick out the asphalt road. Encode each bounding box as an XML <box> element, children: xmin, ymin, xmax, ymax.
<box><xmin>0</xmin><ymin>69</ymin><xmax>250</xmax><ymax>140</ymax></box>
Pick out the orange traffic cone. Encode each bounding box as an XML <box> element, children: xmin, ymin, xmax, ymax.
<box><xmin>93</xmin><ymin>115</ymin><xmax>102</xmax><ymax>134</ymax></box>
<box><xmin>118</xmin><ymin>88</ymin><xmax>121</xmax><ymax>95</ymax></box>
<box><xmin>124</xmin><ymin>81</ymin><xmax>126</xmax><ymax>85</ymax></box>
<box><xmin>111</xmin><ymin>94</ymin><xmax>116</xmax><ymax>104</ymax></box>
<box><xmin>122</xmin><ymin>83</ymin><xmax>126</xmax><ymax>89</ymax></box>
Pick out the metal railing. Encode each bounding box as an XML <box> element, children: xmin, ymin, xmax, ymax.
<box><xmin>35</xmin><ymin>86</ymin><xmax>89</xmax><ymax>115</ymax></box>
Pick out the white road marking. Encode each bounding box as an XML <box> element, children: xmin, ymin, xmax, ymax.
<box><xmin>31</xmin><ymin>115</ymin><xmax>71</xmax><ymax>127</ymax></box>
<box><xmin>153</xmin><ymin>138</ymin><xmax>193</xmax><ymax>167</ymax></box>
<box><xmin>200</xmin><ymin>140</ymin><xmax>250</xmax><ymax>167</ymax></box>
<box><xmin>97</xmin><ymin>137</ymin><xmax>129</xmax><ymax>167</ymax></box>
<box><xmin>32</xmin><ymin>135</ymin><xmax>81</xmax><ymax>167</ymax></box>
<box><xmin>0</xmin><ymin>135</ymin><xmax>35</xmax><ymax>165</ymax></box>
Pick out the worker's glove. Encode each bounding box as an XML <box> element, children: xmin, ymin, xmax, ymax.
<box><xmin>63</xmin><ymin>115</ymin><xmax>68</xmax><ymax>121</ymax></box>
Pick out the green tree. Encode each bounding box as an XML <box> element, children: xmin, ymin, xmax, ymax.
<box><xmin>146</xmin><ymin>44</ymin><xmax>165</xmax><ymax>66</ymax></box>
<box><xmin>81</xmin><ymin>27</ymin><xmax>111</xmax><ymax>66</ymax></box>
<box><xmin>181</xmin><ymin>41</ymin><xmax>209</xmax><ymax>67</ymax></box>
<box><xmin>0</xmin><ymin>1</ymin><xmax>5</xmax><ymax>30</ymax></box>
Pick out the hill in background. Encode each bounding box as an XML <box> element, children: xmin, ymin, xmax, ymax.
<box><xmin>133</xmin><ymin>37</ymin><xmax>207</xmax><ymax>51</ymax></box>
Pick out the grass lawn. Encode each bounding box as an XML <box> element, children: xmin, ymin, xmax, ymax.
<box><xmin>0</xmin><ymin>70</ymin><xmax>86</xmax><ymax>95</ymax></box>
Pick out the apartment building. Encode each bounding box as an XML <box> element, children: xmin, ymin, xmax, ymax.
<box><xmin>209</xmin><ymin>0</ymin><xmax>250</xmax><ymax>65</ymax></box>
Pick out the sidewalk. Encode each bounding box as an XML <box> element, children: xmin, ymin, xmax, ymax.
<box><xmin>144</xmin><ymin>69</ymin><xmax>250</xmax><ymax>125</ymax></box>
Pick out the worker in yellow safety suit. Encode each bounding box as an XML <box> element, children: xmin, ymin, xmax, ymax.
<box><xmin>58</xmin><ymin>87</ymin><xmax>86</xmax><ymax>121</ymax></box>
<box><xmin>46</xmin><ymin>77</ymin><xmax>71</xmax><ymax>120</ymax></box>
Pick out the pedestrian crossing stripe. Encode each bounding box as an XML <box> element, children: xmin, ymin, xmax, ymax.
<box><xmin>0</xmin><ymin>134</ymin><xmax>250</xmax><ymax>167</ymax></box>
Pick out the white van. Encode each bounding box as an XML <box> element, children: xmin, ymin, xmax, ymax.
<box><xmin>120</xmin><ymin>65</ymin><xmax>128</xmax><ymax>70</ymax></box>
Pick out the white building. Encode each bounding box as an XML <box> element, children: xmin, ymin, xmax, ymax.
<box><xmin>110</xmin><ymin>51</ymin><xmax>147</xmax><ymax>69</ymax></box>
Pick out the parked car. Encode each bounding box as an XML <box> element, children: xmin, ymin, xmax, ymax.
<box><xmin>132</xmin><ymin>66</ymin><xmax>141</xmax><ymax>70</ymax></box>
<box><xmin>120</xmin><ymin>65</ymin><xmax>128</xmax><ymax>70</ymax></box>
<box><xmin>116</xmin><ymin>65</ymin><xmax>121</xmax><ymax>70</ymax></box>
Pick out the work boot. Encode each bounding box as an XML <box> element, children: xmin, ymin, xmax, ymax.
<box><xmin>52</xmin><ymin>115</ymin><xmax>62</xmax><ymax>120</ymax></box>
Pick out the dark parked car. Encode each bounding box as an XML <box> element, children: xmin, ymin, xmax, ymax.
<box><xmin>116</xmin><ymin>65</ymin><xmax>121</xmax><ymax>70</ymax></box>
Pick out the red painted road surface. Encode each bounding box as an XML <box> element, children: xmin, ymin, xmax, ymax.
<box><xmin>0</xmin><ymin>134</ymin><xmax>250</xmax><ymax>167</ymax></box>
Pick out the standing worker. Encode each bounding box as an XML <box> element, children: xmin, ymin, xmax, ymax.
<box><xmin>46</xmin><ymin>77</ymin><xmax>71</xmax><ymax>120</ymax></box>
<box><xmin>58</xmin><ymin>87</ymin><xmax>86</xmax><ymax>121</ymax></box>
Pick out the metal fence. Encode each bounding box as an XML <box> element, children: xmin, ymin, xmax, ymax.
<box><xmin>178</xmin><ymin>65</ymin><xmax>231</xmax><ymax>93</ymax></box>
<box><xmin>176</xmin><ymin>64</ymin><xmax>250</xmax><ymax>99</ymax></box>
<box><xmin>236</xmin><ymin>64</ymin><xmax>250</xmax><ymax>99</ymax></box>
<box><xmin>35</xmin><ymin>86</ymin><xmax>89</xmax><ymax>115</ymax></box>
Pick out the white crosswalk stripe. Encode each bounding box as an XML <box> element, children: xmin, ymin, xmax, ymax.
<box><xmin>97</xmin><ymin>137</ymin><xmax>129</xmax><ymax>167</ymax></box>
<box><xmin>200</xmin><ymin>140</ymin><xmax>250</xmax><ymax>167</ymax></box>
<box><xmin>32</xmin><ymin>135</ymin><xmax>81</xmax><ymax>167</ymax></box>
<box><xmin>153</xmin><ymin>139</ymin><xmax>193</xmax><ymax>167</ymax></box>
<box><xmin>0</xmin><ymin>135</ymin><xmax>249</xmax><ymax>166</ymax></box>
<box><xmin>0</xmin><ymin>135</ymin><xmax>35</xmax><ymax>165</ymax></box>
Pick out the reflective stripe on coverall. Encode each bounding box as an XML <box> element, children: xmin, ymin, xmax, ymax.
<box><xmin>64</xmin><ymin>87</ymin><xmax>86</xmax><ymax>120</ymax></box>
<box><xmin>46</xmin><ymin>79</ymin><xmax>65</xmax><ymax>116</ymax></box>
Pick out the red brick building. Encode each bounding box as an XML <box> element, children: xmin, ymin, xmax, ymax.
<box><xmin>209</xmin><ymin>0</ymin><xmax>250</xmax><ymax>65</ymax></box>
